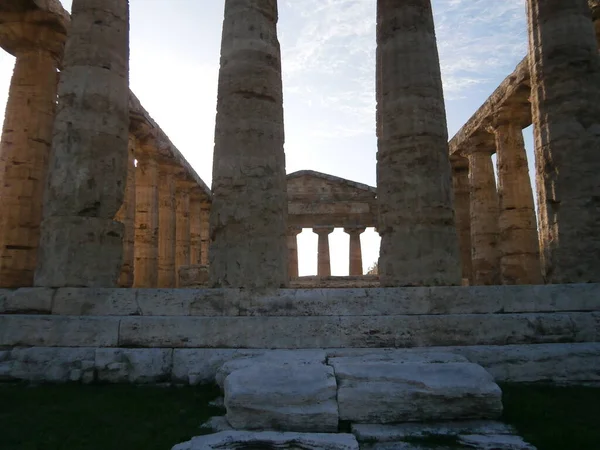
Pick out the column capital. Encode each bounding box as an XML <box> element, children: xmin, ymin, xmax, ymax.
<box><xmin>313</xmin><ymin>226</ymin><xmax>334</xmax><ymax>236</ymax></box>
<box><xmin>344</xmin><ymin>227</ymin><xmax>366</xmax><ymax>235</ymax></box>
<box><xmin>287</xmin><ymin>226</ymin><xmax>302</xmax><ymax>237</ymax></box>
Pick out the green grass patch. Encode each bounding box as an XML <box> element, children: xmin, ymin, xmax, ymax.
<box><xmin>0</xmin><ymin>383</ymin><xmax>223</xmax><ymax>450</ymax></box>
<box><xmin>501</xmin><ymin>383</ymin><xmax>600</xmax><ymax>450</ymax></box>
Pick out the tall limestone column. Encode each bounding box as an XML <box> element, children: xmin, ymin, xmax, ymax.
<box><xmin>115</xmin><ymin>134</ymin><xmax>137</xmax><ymax>288</ymax></box>
<box><xmin>200</xmin><ymin>202</ymin><xmax>210</xmax><ymax>266</ymax></box>
<box><xmin>345</xmin><ymin>227</ymin><xmax>365</xmax><ymax>276</ymax></box>
<box><xmin>451</xmin><ymin>157</ymin><xmax>472</xmax><ymax>284</ymax></box>
<box><xmin>189</xmin><ymin>188</ymin><xmax>203</xmax><ymax>265</ymax></box>
<box><xmin>133</xmin><ymin>152</ymin><xmax>159</xmax><ymax>288</ymax></box>
<box><xmin>157</xmin><ymin>163</ymin><xmax>177</xmax><ymax>288</ymax></box>
<box><xmin>376</xmin><ymin>0</ymin><xmax>461</xmax><ymax>286</ymax></box>
<box><xmin>527</xmin><ymin>0</ymin><xmax>600</xmax><ymax>283</ymax></box>
<box><xmin>287</xmin><ymin>227</ymin><xmax>302</xmax><ymax>279</ymax></box>
<box><xmin>0</xmin><ymin>11</ymin><xmax>66</xmax><ymax>287</ymax></box>
<box><xmin>491</xmin><ymin>113</ymin><xmax>542</xmax><ymax>285</ymax></box>
<box><xmin>175</xmin><ymin>180</ymin><xmax>191</xmax><ymax>280</ymax></box>
<box><xmin>313</xmin><ymin>227</ymin><xmax>334</xmax><ymax>277</ymax></box>
<box><xmin>468</xmin><ymin>140</ymin><xmax>500</xmax><ymax>285</ymax></box>
<box><xmin>210</xmin><ymin>0</ymin><xmax>289</xmax><ymax>288</ymax></box>
<box><xmin>35</xmin><ymin>0</ymin><xmax>130</xmax><ymax>287</ymax></box>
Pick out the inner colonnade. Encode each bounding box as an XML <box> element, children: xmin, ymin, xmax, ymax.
<box><xmin>0</xmin><ymin>0</ymin><xmax>599</xmax><ymax>290</ymax></box>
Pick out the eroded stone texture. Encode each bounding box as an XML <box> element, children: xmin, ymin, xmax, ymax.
<box><xmin>176</xmin><ymin>180</ymin><xmax>191</xmax><ymax>283</ymax></box>
<box><xmin>376</xmin><ymin>0</ymin><xmax>461</xmax><ymax>287</ymax></box>
<box><xmin>527</xmin><ymin>0</ymin><xmax>600</xmax><ymax>283</ymax></box>
<box><xmin>491</xmin><ymin>116</ymin><xmax>542</xmax><ymax>285</ymax></box>
<box><xmin>157</xmin><ymin>163</ymin><xmax>177</xmax><ymax>288</ymax></box>
<box><xmin>35</xmin><ymin>0</ymin><xmax>129</xmax><ymax>287</ymax></box>
<box><xmin>314</xmin><ymin>227</ymin><xmax>334</xmax><ymax>277</ymax></box>
<box><xmin>451</xmin><ymin>158</ymin><xmax>472</xmax><ymax>283</ymax></box>
<box><xmin>345</xmin><ymin>227</ymin><xmax>365</xmax><ymax>276</ymax></box>
<box><xmin>209</xmin><ymin>0</ymin><xmax>288</xmax><ymax>288</ymax></box>
<box><xmin>287</xmin><ymin>227</ymin><xmax>302</xmax><ymax>279</ymax></box>
<box><xmin>200</xmin><ymin>202</ymin><xmax>210</xmax><ymax>266</ymax></box>
<box><xmin>0</xmin><ymin>11</ymin><xmax>65</xmax><ymax>288</ymax></box>
<box><xmin>468</xmin><ymin>141</ymin><xmax>500</xmax><ymax>286</ymax></box>
<box><xmin>189</xmin><ymin>189</ymin><xmax>203</xmax><ymax>265</ymax></box>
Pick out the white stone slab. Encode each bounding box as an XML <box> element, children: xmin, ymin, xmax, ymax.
<box><xmin>95</xmin><ymin>348</ymin><xmax>172</xmax><ymax>383</ymax></box>
<box><xmin>458</xmin><ymin>434</ymin><xmax>536</xmax><ymax>449</ymax></box>
<box><xmin>224</xmin><ymin>362</ymin><xmax>339</xmax><ymax>432</ymax></box>
<box><xmin>200</xmin><ymin>416</ymin><xmax>233</xmax><ymax>433</ymax></box>
<box><xmin>172</xmin><ymin>431</ymin><xmax>359</xmax><ymax>450</ymax></box>
<box><xmin>172</xmin><ymin>349</ymin><xmax>262</xmax><ymax>385</ymax></box>
<box><xmin>1</xmin><ymin>288</ymin><xmax>54</xmax><ymax>314</ymax></box>
<box><xmin>52</xmin><ymin>288</ymin><xmax>138</xmax><ymax>315</ymax></box>
<box><xmin>7</xmin><ymin>347</ymin><xmax>95</xmax><ymax>383</ymax></box>
<box><xmin>331</xmin><ymin>359</ymin><xmax>502</xmax><ymax>423</ymax></box>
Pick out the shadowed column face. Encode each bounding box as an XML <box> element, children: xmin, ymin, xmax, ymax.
<box><xmin>157</xmin><ymin>163</ymin><xmax>177</xmax><ymax>288</ymax></box>
<box><xmin>344</xmin><ymin>227</ymin><xmax>365</xmax><ymax>276</ymax></box>
<box><xmin>176</xmin><ymin>181</ymin><xmax>191</xmax><ymax>282</ymax></box>
<box><xmin>451</xmin><ymin>161</ymin><xmax>472</xmax><ymax>284</ymax></box>
<box><xmin>209</xmin><ymin>0</ymin><xmax>288</xmax><ymax>288</ymax></box>
<box><xmin>0</xmin><ymin>14</ymin><xmax>65</xmax><ymax>288</ymax></box>
<box><xmin>313</xmin><ymin>227</ymin><xmax>334</xmax><ymax>277</ymax></box>
<box><xmin>200</xmin><ymin>203</ymin><xmax>210</xmax><ymax>266</ymax></box>
<box><xmin>189</xmin><ymin>191</ymin><xmax>203</xmax><ymax>266</ymax></box>
<box><xmin>376</xmin><ymin>0</ymin><xmax>461</xmax><ymax>287</ymax></box>
<box><xmin>493</xmin><ymin>119</ymin><xmax>542</xmax><ymax>285</ymax></box>
<box><xmin>527</xmin><ymin>0</ymin><xmax>600</xmax><ymax>283</ymax></box>
<box><xmin>287</xmin><ymin>227</ymin><xmax>302</xmax><ymax>279</ymax></box>
<box><xmin>468</xmin><ymin>145</ymin><xmax>500</xmax><ymax>286</ymax></box>
<box><xmin>35</xmin><ymin>0</ymin><xmax>130</xmax><ymax>287</ymax></box>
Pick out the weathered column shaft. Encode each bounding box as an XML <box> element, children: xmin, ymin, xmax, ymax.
<box><xmin>115</xmin><ymin>134</ymin><xmax>137</xmax><ymax>288</ymax></box>
<box><xmin>469</xmin><ymin>147</ymin><xmax>500</xmax><ymax>285</ymax></box>
<box><xmin>287</xmin><ymin>227</ymin><xmax>302</xmax><ymax>279</ymax></box>
<box><xmin>527</xmin><ymin>0</ymin><xmax>600</xmax><ymax>283</ymax></box>
<box><xmin>493</xmin><ymin>121</ymin><xmax>542</xmax><ymax>285</ymax></box>
<box><xmin>200</xmin><ymin>203</ymin><xmax>210</xmax><ymax>266</ymax></box>
<box><xmin>35</xmin><ymin>0</ymin><xmax>130</xmax><ymax>287</ymax></box>
<box><xmin>133</xmin><ymin>154</ymin><xmax>159</xmax><ymax>288</ymax></box>
<box><xmin>189</xmin><ymin>191</ymin><xmax>203</xmax><ymax>265</ymax></box>
<box><xmin>314</xmin><ymin>227</ymin><xmax>334</xmax><ymax>278</ymax></box>
<box><xmin>176</xmin><ymin>182</ymin><xmax>191</xmax><ymax>279</ymax></box>
<box><xmin>345</xmin><ymin>227</ymin><xmax>365</xmax><ymax>276</ymax></box>
<box><xmin>376</xmin><ymin>0</ymin><xmax>461</xmax><ymax>286</ymax></box>
<box><xmin>209</xmin><ymin>0</ymin><xmax>288</xmax><ymax>288</ymax></box>
<box><xmin>451</xmin><ymin>161</ymin><xmax>472</xmax><ymax>283</ymax></box>
<box><xmin>157</xmin><ymin>164</ymin><xmax>177</xmax><ymax>288</ymax></box>
<box><xmin>0</xmin><ymin>48</ymin><xmax>59</xmax><ymax>287</ymax></box>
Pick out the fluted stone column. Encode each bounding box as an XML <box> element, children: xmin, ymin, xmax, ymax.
<box><xmin>209</xmin><ymin>0</ymin><xmax>288</xmax><ymax>288</ymax></box>
<box><xmin>0</xmin><ymin>13</ymin><xmax>65</xmax><ymax>287</ymax></box>
<box><xmin>133</xmin><ymin>153</ymin><xmax>159</xmax><ymax>288</ymax></box>
<box><xmin>200</xmin><ymin>202</ymin><xmax>210</xmax><ymax>266</ymax></box>
<box><xmin>376</xmin><ymin>0</ymin><xmax>461</xmax><ymax>287</ymax></box>
<box><xmin>189</xmin><ymin>189</ymin><xmax>203</xmax><ymax>265</ymax></box>
<box><xmin>287</xmin><ymin>227</ymin><xmax>302</xmax><ymax>279</ymax></box>
<box><xmin>176</xmin><ymin>181</ymin><xmax>191</xmax><ymax>280</ymax></box>
<box><xmin>491</xmin><ymin>117</ymin><xmax>542</xmax><ymax>285</ymax></box>
<box><xmin>345</xmin><ymin>227</ymin><xmax>365</xmax><ymax>276</ymax></box>
<box><xmin>115</xmin><ymin>135</ymin><xmax>137</xmax><ymax>288</ymax></box>
<box><xmin>451</xmin><ymin>158</ymin><xmax>472</xmax><ymax>284</ymax></box>
<box><xmin>35</xmin><ymin>0</ymin><xmax>130</xmax><ymax>287</ymax></box>
<box><xmin>313</xmin><ymin>227</ymin><xmax>334</xmax><ymax>278</ymax></box>
<box><xmin>468</xmin><ymin>143</ymin><xmax>500</xmax><ymax>285</ymax></box>
<box><xmin>157</xmin><ymin>163</ymin><xmax>177</xmax><ymax>288</ymax></box>
<box><xmin>527</xmin><ymin>0</ymin><xmax>600</xmax><ymax>283</ymax></box>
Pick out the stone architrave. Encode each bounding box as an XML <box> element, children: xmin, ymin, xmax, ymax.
<box><xmin>376</xmin><ymin>0</ymin><xmax>461</xmax><ymax>287</ymax></box>
<box><xmin>0</xmin><ymin>11</ymin><xmax>66</xmax><ymax>288</ymax></box>
<box><xmin>451</xmin><ymin>157</ymin><xmax>472</xmax><ymax>284</ymax></box>
<box><xmin>115</xmin><ymin>135</ymin><xmax>137</xmax><ymax>288</ymax></box>
<box><xmin>491</xmin><ymin>115</ymin><xmax>542</xmax><ymax>285</ymax></box>
<box><xmin>287</xmin><ymin>227</ymin><xmax>302</xmax><ymax>279</ymax></box>
<box><xmin>209</xmin><ymin>0</ymin><xmax>289</xmax><ymax>288</ymax></box>
<box><xmin>176</xmin><ymin>181</ymin><xmax>192</xmax><ymax>281</ymax></box>
<box><xmin>344</xmin><ymin>227</ymin><xmax>365</xmax><ymax>276</ymax></box>
<box><xmin>189</xmin><ymin>189</ymin><xmax>203</xmax><ymax>266</ymax></box>
<box><xmin>35</xmin><ymin>0</ymin><xmax>130</xmax><ymax>287</ymax></box>
<box><xmin>527</xmin><ymin>0</ymin><xmax>600</xmax><ymax>283</ymax></box>
<box><xmin>157</xmin><ymin>163</ymin><xmax>177</xmax><ymax>288</ymax></box>
<box><xmin>313</xmin><ymin>227</ymin><xmax>334</xmax><ymax>278</ymax></box>
<box><xmin>468</xmin><ymin>140</ymin><xmax>500</xmax><ymax>286</ymax></box>
<box><xmin>133</xmin><ymin>152</ymin><xmax>159</xmax><ymax>288</ymax></box>
<box><xmin>200</xmin><ymin>202</ymin><xmax>210</xmax><ymax>266</ymax></box>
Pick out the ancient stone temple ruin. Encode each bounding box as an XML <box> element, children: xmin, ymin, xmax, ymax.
<box><xmin>1</xmin><ymin>0</ymin><xmax>599</xmax><ymax>449</ymax></box>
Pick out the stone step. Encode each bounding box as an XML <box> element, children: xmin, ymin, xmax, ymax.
<box><xmin>0</xmin><ymin>311</ymin><xmax>598</xmax><ymax>348</ymax></box>
<box><xmin>1</xmin><ymin>284</ymin><xmax>599</xmax><ymax>317</ymax></box>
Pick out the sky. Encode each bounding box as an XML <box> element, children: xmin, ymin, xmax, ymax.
<box><xmin>0</xmin><ymin>0</ymin><xmax>534</xmax><ymax>276</ymax></box>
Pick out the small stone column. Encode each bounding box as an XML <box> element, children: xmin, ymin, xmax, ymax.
<box><xmin>157</xmin><ymin>163</ymin><xmax>177</xmax><ymax>288</ymax></box>
<box><xmin>344</xmin><ymin>227</ymin><xmax>365</xmax><ymax>276</ymax></box>
<box><xmin>0</xmin><ymin>13</ymin><xmax>65</xmax><ymax>287</ymax></box>
<box><xmin>451</xmin><ymin>158</ymin><xmax>472</xmax><ymax>283</ymax></box>
<box><xmin>468</xmin><ymin>141</ymin><xmax>500</xmax><ymax>285</ymax></box>
<box><xmin>491</xmin><ymin>116</ymin><xmax>542</xmax><ymax>285</ymax></box>
<box><xmin>176</xmin><ymin>180</ymin><xmax>191</xmax><ymax>280</ymax></box>
<box><xmin>376</xmin><ymin>0</ymin><xmax>461</xmax><ymax>286</ymax></box>
<box><xmin>133</xmin><ymin>153</ymin><xmax>159</xmax><ymax>288</ymax></box>
<box><xmin>115</xmin><ymin>135</ymin><xmax>137</xmax><ymax>288</ymax></box>
<box><xmin>200</xmin><ymin>202</ymin><xmax>210</xmax><ymax>266</ymax></box>
<box><xmin>189</xmin><ymin>189</ymin><xmax>203</xmax><ymax>265</ymax></box>
<box><xmin>313</xmin><ymin>227</ymin><xmax>334</xmax><ymax>278</ymax></box>
<box><xmin>35</xmin><ymin>0</ymin><xmax>130</xmax><ymax>287</ymax></box>
<box><xmin>527</xmin><ymin>0</ymin><xmax>600</xmax><ymax>283</ymax></box>
<box><xmin>209</xmin><ymin>0</ymin><xmax>288</xmax><ymax>288</ymax></box>
<box><xmin>287</xmin><ymin>227</ymin><xmax>302</xmax><ymax>279</ymax></box>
